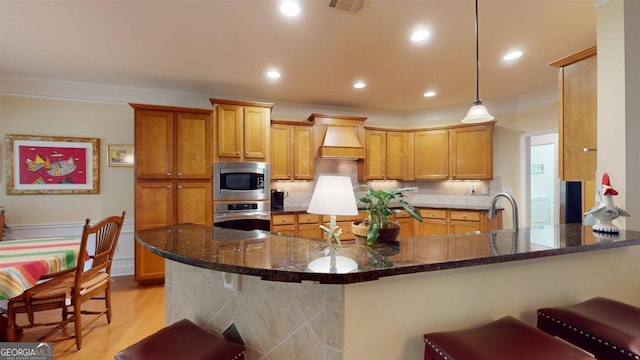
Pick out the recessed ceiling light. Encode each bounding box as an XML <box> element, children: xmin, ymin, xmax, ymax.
<box><xmin>410</xmin><ymin>29</ymin><xmax>431</xmax><ymax>42</ymax></box>
<box><xmin>353</xmin><ymin>81</ymin><xmax>366</xmax><ymax>89</ymax></box>
<box><xmin>266</xmin><ymin>70</ymin><xmax>281</xmax><ymax>80</ymax></box>
<box><xmin>423</xmin><ymin>91</ymin><xmax>436</xmax><ymax>97</ymax></box>
<box><xmin>280</xmin><ymin>1</ymin><xmax>301</xmax><ymax>17</ymax></box>
<box><xmin>503</xmin><ymin>50</ymin><xmax>523</xmax><ymax>61</ymax></box>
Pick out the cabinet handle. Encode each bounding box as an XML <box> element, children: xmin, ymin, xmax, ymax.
<box><xmin>177</xmin><ymin>172</ymin><xmax>182</xmax><ymax>177</ymax></box>
<box><xmin>582</xmin><ymin>147</ymin><xmax>597</xmax><ymax>152</ymax></box>
<box><xmin>245</xmin><ymin>152</ymin><xmax>249</xmax><ymax>156</ymax></box>
<box><xmin>166</xmin><ymin>185</ymin><xmax>172</xmax><ymax>189</ymax></box>
<box><xmin>236</xmin><ymin>151</ymin><xmax>240</xmax><ymax>155</ymax></box>
<box><xmin>166</xmin><ymin>172</ymin><xmax>171</xmax><ymax>177</ymax></box>
<box><xmin>177</xmin><ymin>185</ymin><xmax>183</xmax><ymax>189</ymax></box>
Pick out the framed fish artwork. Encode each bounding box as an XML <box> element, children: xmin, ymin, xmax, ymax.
<box><xmin>5</xmin><ymin>134</ymin><xmax>100</xmax><ymax>194</ymax></box>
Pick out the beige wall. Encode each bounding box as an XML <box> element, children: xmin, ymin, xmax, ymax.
<box><xmin>0</xmin><ymin>95</ymin><xmax>134</xmax><ymax>225</ymax></box>
<box><xmin>344</xmin><ymin>245</ymin><xmax>640</xmax><ymax>360</ymax></box>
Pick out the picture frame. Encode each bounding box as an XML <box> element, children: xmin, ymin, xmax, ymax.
<box><xmin>106</xmin><ymin>144</ymin><xmax>134</xmax><ymax>167</ymax></box>
<box><xmin>5</xmin><ymin>134</ymin><xmax>100</xmax><ymax>195</ymax></box>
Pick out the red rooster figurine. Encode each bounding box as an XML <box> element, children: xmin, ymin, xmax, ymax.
<box><xmin>584</xmin><ymin>173</ymin><xmax>630</xmax><ymax>233</ymax></box>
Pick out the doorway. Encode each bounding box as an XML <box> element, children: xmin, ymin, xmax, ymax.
<box><xmin>521</xmin><ymin>132</ymin><xmax>559</xmax><ymax>230</ymax></box>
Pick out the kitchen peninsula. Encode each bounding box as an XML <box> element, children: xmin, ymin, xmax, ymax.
<box><xmin>138</xmin><ymin>225</ymin><xmax>640</xmax><ymax>360</ymax></box>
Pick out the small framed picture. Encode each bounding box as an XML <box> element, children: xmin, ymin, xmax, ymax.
<box><xmin>106</xmin><ymin>145</ymin><xmax>134</xmax><ymax>167</ymax></box>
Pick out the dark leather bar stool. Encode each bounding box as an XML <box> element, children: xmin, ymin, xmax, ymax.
<box><xmin>537</xmin><ymin>297</ymin><xmax>640</xmax><ymax>360</ymax></box>
<box><xmin>423</xmin><ymin>316</ymin><xmax>592</xmax><ymax>360</ymax></box>
<box><xmin>114</xmin><ymin>319</ymin><xmax>245</xmax><ymax>360</ymax></box>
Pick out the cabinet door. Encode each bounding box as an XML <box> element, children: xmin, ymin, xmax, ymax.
<box><xmin>216</xmin><ymin>104</ymin><xmax>243</xmax><ymax>158</ymax></box>
<box><xmin>134</xmin><ymin>181</ymin><xmax>175</xmax><ymax>283</ymax></box>
<box><xmin>244</xmin><ymin>106</ymin><xmax>269</xmax><ymax>159</ymax></box>
<box><xmin>364</xmin><ymin>130</ymin><xmax>386</xmax><ymax>180</ymax></box>
<box><xmin>414</xmin><ymin>130</ymin><xmax>449</xmax><ymax>180</ymax></box>
<box><xmin>271</xmin><ymin>124</ymin><xmax>292</xmax><ymax>180</ymax></box>
<box><xmin>176</xmin><ymin>112</ymin><xmax>211</xmax><ymax>179</ymax></box>
<box><xmin>176</xmin><ymin>182</ymin><xmax>212</xmax><ymax>226</ymax></box>
<box><xmin>396</xmin><ymin>217</ymin><xmax>415</xmax><ymax>239</ymax></box>
<box><xmin>386</xmin><ymin>132</ymin><xmax>405</xmax><ymax>180</ymax></box>
<box><xmin>450</xmin><ymin>125</ymin><xmax>493</xmax><ymax>180</ymax></box>
<box><xmin>293</xmin><ymin>126</ymin><xmax>314</xmax><ymax>180</ymax></box>
<box><xmin>135</xmin><ymin>110</ymin><xmax>174</xmax><ymax>179</ymax></box>
<box><xmin>561</xmin><ymin>55</ymin><xmax>597</xmax><ymax>181</ymax></box>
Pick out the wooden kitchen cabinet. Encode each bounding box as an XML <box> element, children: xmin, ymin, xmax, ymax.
<box><xmin>271</xmin><ymin>214</ymin><xmax>297</xmax><ymax>236</ymax></box>
<box><xmin>360</xmin><ymin>129</ymin><xmax>407</xmax><ymax>181</ymax></box>
<box><xmin>418</xmin><ymin>208</ymin><xmax>502</xmax><ymax>236</ymax></box>
<box><xmin>297</xmin><ymin>214</ymin><xmax>323</xmax><ymax>239</ymax></box>
<box><xmin>419</xmin><ymin>209</ymin><xmax>448</xmax><ymax>236</ymax></box>
<box><xmin>211</xmin><ymin>98</ymin><xmax>273</xmax><ymax>162</ymax></box>
<box><xmin>449</xmin><ymin>125</ymin><xmax>493</xmax><ymax>180</ymax></box>
<box><xmin>271</xmin><ymin>120</ymin><xmax>314</xmax><ymax>180</ymax></box>
<box><xmin>414</xmin><ymin>129</ymin><xmax>449</xmax><ymax>180</ymax></box>
<box><xmin>550</xmin><ymin>46</ymin><xmax>597</xmax><ymax>182</ymax></box>
<box><xmin>393</xmin><ymin>209</ymin><xmax>418</xmax><ymax>239</ymax></box>
<box><xmin>133</xmin><ymin>106</ymin><xmax>211</xmax><ymax>180</ymax></box>
<box><xmin>131</xmin><ymin>103</ymin><xmax>213</xmax><ymax>285</ymax></box>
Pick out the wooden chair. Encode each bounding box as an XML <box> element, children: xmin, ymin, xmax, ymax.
<box><xmin>6</xmin><ymin>211</ymin><xmax>125</xmax><ymax>350</ymax></box>
<box><xmin>0</xmin><ymin>208</ymin><xmax>5</xmax><ymax>241</ymax></box>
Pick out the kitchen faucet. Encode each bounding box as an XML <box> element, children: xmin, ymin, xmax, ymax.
<box><xmin>488</xmin><ymin>192</ymin><xmax>518</xmax><ymax>230</ymax></box>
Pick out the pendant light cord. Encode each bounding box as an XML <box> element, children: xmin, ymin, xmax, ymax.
<box><xmin>474</xmin><ymin>0</ymin><xmax>481</xmax><ymax>105</ymax></box>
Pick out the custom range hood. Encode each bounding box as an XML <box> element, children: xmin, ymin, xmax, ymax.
<box><xmin>308</xmin><ymin>113</ymin><xmax>367</xmax><ymax>159</ymax></box>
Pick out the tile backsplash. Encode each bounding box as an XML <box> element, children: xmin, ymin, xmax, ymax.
<box><xmin>271</xmin><ymin>159</ymin><xmax>502</xmax><ymax>208</ymax></box>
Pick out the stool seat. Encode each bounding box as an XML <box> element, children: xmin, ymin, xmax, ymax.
<box><xmin>538</xmin><ymin>297</ymin><xmax>640</xmax><ymax>360</ymax></box>
<box><xmin>423</xmin><ymin>316</ymin><xmax>592</xmax><ymax>360</ymax></box>
<box><xmin>114</xmin><ymin>319</ymin><xmax>245</xmax><ymax>360</ymax></box>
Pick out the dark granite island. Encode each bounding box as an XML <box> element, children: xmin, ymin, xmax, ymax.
<box><xmin>137</xmin><ymin>224</ymin><xmax>640</xmax><ymax>360</ymax></box>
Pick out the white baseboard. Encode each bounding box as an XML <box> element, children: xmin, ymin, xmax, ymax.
<box><xmin>4</xmin><ymin>220</ymin><xmax>135</xmax><ymax>277</ymax></box>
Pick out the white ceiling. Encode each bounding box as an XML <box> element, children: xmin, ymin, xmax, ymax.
<box><xmin>0</xmin><ymin>0</ymin><xmax>596</xmax><ymax>112</ymax></box>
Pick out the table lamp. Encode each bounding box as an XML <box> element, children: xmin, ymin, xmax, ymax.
<box><xmin>307</xmin><ymin>175</ymin><xmax>359</xmax><ymax>247</ymax></box>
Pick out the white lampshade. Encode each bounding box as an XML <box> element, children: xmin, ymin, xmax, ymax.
<box><xmin>307</xmin><ymin>175</ymin><xmax>358</xmax><ymax>216</ymax></box>
<box><xmin>461</xmin><ymin>103</ymin><xmax>495</xmax><ymax>124</ymax></box>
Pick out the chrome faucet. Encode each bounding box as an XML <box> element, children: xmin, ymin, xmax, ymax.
<box><xmin>488</xmin><ymin>192</ymin><xmax>518</xmax><ymax>230</ymax></box>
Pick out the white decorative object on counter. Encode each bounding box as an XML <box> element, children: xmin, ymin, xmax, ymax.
<box><xmin>584</xmin><ymin>173</ymin><xmax>630</xmax><ymax>233</ymax></box>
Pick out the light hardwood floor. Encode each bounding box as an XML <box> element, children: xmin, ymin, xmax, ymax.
<box><xmin>11</xmin><ymin>275</ymin><xmax>165</xmax><ymax>360</ymax></box>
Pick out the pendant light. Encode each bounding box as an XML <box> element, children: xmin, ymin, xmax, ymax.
<box><xmin>462</xmin><ymin>0</ymin><xmax>494</xmax><ymax>123</ymax></box>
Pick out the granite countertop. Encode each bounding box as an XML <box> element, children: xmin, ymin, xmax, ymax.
<box><xmin>136</xmin><ymin>224</ymin><xmax>640</xmax><ymax>284</ymax></box>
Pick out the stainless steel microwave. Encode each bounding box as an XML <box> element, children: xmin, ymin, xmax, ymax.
<box><xmin>213</xmin><ymin>162</ymin><xmax>270</xmax><ymax>201</ymax></box>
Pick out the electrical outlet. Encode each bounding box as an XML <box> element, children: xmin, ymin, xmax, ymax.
<box><xmin>470</xmin><ymin>185</ymin><xmax>476</xmax><ymax>195</ymax></box>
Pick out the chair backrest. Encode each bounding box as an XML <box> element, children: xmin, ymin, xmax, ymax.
<box><xmin>75</xmin><ymin>211</ymin><xmax>126</xmax><ymax>283</ymax></box>
<box><xmin>0</xmin><ymin>209</ymin><xmax>5</xmax><ymax>241</ymax></box>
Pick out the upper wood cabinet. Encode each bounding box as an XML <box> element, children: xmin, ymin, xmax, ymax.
<box><xmin>133</xmin><ymin>105</ymin><xmax>212</xmax><ymax>180</ymax></box>
<box><xmin>271</xmin><ymin>120</ymin><xmax>314</xmax><ymax>181</ymax></box>
<box><xmin>210</xmin><ymin>98</ymin><xmax>273</xmax><ymax>162</ymax></box>
<box><xmin>449</xmin><ymin>125</ymin><xmax>493</xmax><ymax>180</ymax></box>
<box><xmin>550</xmin><ymin>46</ymin><xmax>597</xmax><ymax>182</ymax></box>
<box><xmin>360</xmin><ymin>129</ymin><xmax>408</xmax><ymax>181</ymax></box>
<box><xmin>414</xmin><ymin>129</ymin><xmax>450</xmax><ymax>180</ymax></box>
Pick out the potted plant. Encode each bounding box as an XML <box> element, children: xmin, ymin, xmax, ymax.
<box><xmin>352</xmin><ymin>186</ymin><xmax>423</xmax><ymax>245</ymax></box>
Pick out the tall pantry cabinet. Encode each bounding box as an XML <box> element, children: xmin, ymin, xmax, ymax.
<box><xmin>131</xmin><ymin>103</ymin><xmax>213</xmax><ymax>284</ymax></box>
<box><xmin>550</xmin><ymin>46</ymin><xmax>597</xmax><ymax>215</ymax></box>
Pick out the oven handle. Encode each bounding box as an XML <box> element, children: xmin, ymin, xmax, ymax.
<box><xmin>213</xmin><ymin>212</ymin><xmax>271</xmax><ymax>223</ymax></box>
